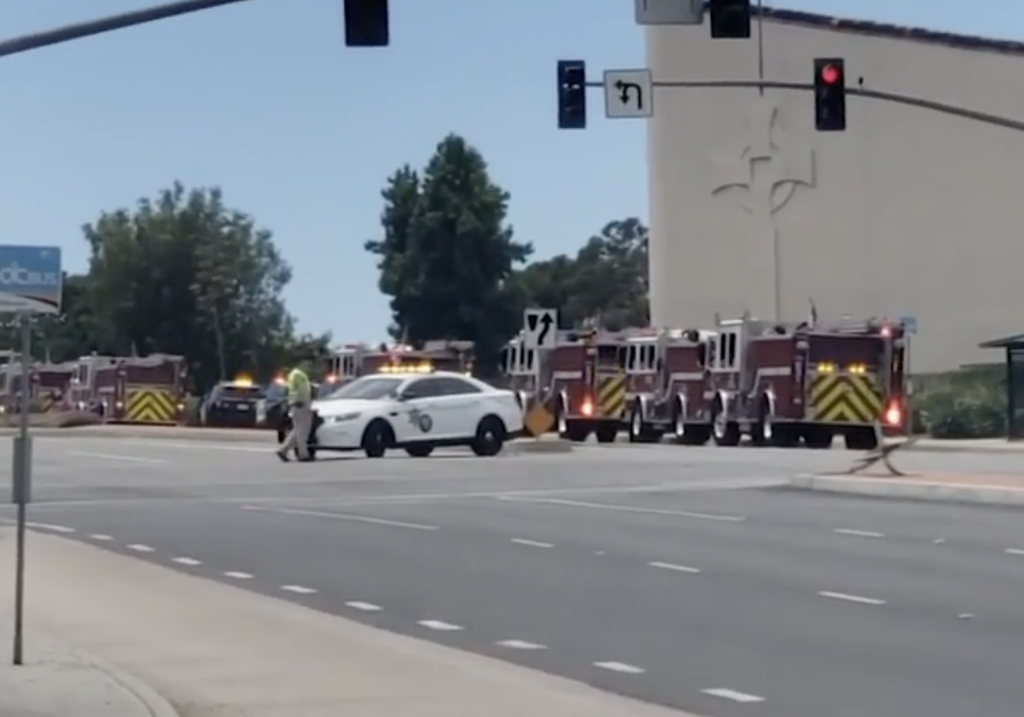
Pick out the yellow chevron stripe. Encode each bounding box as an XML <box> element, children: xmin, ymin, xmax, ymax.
<box><xmin>809</xmin><ymin>374</ymin><xmax>882</xmax><ymax>424</ymax></box>
<box><xmin>126</xmin><ymin>387</ymin><xmax>177</xmax><ymax>423</ymax></box>
<box><xmin>596</xmin><ymin>375</ymin><xmax>626</xmax><ymax>419</ymax></box>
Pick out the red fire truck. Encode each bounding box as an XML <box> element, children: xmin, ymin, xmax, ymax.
<box><xmin>625</xmin><ymin>314</ymin><xmax>906</xmax><ymax>449</ymax></box>
<box><xmin>548</xmin><ymin>329</ymin><xmax>627</xmax><ymax>443</ymax></box>
<box><xmin>500</xmin><ymin>334</ymin><xmax>538</xmax><ymax>410</ymax></box>
<box><xmin>322</xmin><ymin>341</ymin><xmax>474</xmax><ymax>387</ymax></box>
<box><xmin>0</xmin><ymin>361</ymin><xmax>75</xmax><ymax>414</ymax></box>
<box><xmin>70</xmin><ymin>354</ymin><xmax>188</xmax><ymax>424</ymax></box>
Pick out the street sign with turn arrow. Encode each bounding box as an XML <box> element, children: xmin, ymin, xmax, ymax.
<box><xmin>603</xmin><ymin>69</ymin><xmax>653</xmax><ymax>118</ymax></box>
<box><xmin>523</xmin><ymin>308</ymin><xmax>558</xmax><ymax>350</ymax></box>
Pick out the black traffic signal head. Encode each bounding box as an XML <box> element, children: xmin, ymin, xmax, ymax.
<box><xmin>709</xmin><ymin>0</ymin><xmax>751</xmax><ymax>39</ymax></box>
<box><xmin>814</xmin><ymin>58</ymin><xmax>846</xmax><ymax>131</ymax></box>
<box><xmin>344</xmin><ymin>0</ymin><xmax>389</xmax><ymax>47</ymax></box>
<box><xmin>557</xmin><ymin>60</ymin><xmax>586</xmax><ymax>129</ymax></box>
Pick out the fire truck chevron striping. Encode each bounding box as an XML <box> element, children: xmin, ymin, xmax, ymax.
<box><xmin>596</xmin><ymin>374</ymin><xmax>627</xmax><ymax>419</ymax></box>
<box><xmin>809</xmin><ymin>372</ymin><xmax>883</xmax><ymax>423</ymax></box>
<box><xmin>126</xmin><ymin>386</ymin><xmax>178</xmax><ymax>423</ymax></box>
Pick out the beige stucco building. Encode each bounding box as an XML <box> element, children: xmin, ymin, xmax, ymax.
<box><xmin>645</xmin><ymin>9</ymin><xmax>1024</xmax><ymax>372</ymax></box>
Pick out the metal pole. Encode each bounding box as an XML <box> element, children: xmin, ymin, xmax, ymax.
<box><xmin>755</xmin><ymin>0</ymin><xmax>765</xmax><ymax>96</ymax></box>
<box><xmin>12</xmin><ymin>316</ymin><xmax>31</xmax><ymax>665</ymax></box>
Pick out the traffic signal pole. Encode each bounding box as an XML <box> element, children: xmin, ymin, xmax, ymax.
<box><xmin>0</xmin><ymin>0</ymin><xmax>259</xmax><ymax>59</ymax></box>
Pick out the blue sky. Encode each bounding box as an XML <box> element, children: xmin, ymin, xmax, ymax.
<box><xmin>1</xmin><ymin>1</ymin><xmax>1017</xmax><ymax>343</ymax></box>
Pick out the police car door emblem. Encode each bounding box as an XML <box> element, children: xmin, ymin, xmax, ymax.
<box><xmin>408</xmin><ymin>407</ymin><xmax>432</xmax><ymax>432</ymax></box>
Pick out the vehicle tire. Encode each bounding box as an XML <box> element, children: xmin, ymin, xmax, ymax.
<box><xmin>628</xmin><ymin>402</ymin><xmax>644</xmax><ymax>443</ymax></box>
<box><xmin>595</xmin><ymin>423</ymin><xmax>618</xmax><ymax>443</ymax></box>
<box><xmin>803</xmin><ymin>426</ymin><xmax>834</xmax><ymax>449</ymax></box>
<box><xmin>405</xmin><ymin>444</ymin><xmax>434</xmax><ymax>458</ymax></box>
<box><xmin>711</xmin><ymin>397</ymin><xmax>741</xmax><ymax>446</ymax></box>
<box><xmin>472</xmin><ymin>415</ymin><xmax>506</xmax><ymax>457</ymax></box>
<box><xmin>361</xmin><ymin>419</ymin><xmax>394</xmax><ymax>458</ymax></box>
<box><xmin>752</xmin><ymin>396</ymin><xmax>773</xmax><ymax>446</ymax></box>
<box><xmin>844</xmin><ymin>427</ymin><xmax>878</xmax><ymax>451</ymax></box>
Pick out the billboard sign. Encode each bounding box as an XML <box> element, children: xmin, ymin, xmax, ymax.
<box><xmin>0</xmin><ymin>245</ymin><xmax>62</xmax><ymax>315</ymax></box>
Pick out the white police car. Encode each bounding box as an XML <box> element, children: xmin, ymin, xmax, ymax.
<box><xmin>309</xmin><ymin>370</ymin><xmax>523</xmax><ymax>458</ymax></box>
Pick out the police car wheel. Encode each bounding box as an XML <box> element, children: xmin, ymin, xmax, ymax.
<box><xmin>362</xmin><ymin>420</ymin><xmax>393</xmax><ymax>458</ymax></box>
<box><xmin>471</xmin><ymin>416</ymin><xmax>505</xmax><ymax>457</ymax></box>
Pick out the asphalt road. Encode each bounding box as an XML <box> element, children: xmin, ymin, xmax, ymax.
<box><xmin>2</xmin><ymin>435</ymin><xmax>1024</xmax><ymax>716</ymax></box>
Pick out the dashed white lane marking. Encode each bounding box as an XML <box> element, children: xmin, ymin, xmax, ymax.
<box><xmin>818</xmin><ymin>590</ymin><xmax>885</xmax><ymax>606</ymax></box>
<box><xmin>224</xmin><ymin>571</ymin><xmax>253</xmax><ymax>579</ymax></box>
<box><xmin>126</xmin><ymin>543</ymin><xmax>154</xmax><ymax>552</ymax></box>
<box><xmin>345</xmin><ymin>601</ymin><xmax>382</xmax><ymax>611</ymax></box>
<box><xmin>418</xmin><ymin>620</ymin><xmax>462</xmax><ymax>631</ymax></box>
<box><xmin>25</xmin><ymin>522</ymin><xmax>74</xmax><ymax>533</ymax></box>
<box><xmin>496</xmin><ymin>639</ymin><xmax>546</xmax><ymax>650</ymax></box>
<box><xmin>593</xmin><ymin>661</ymin><xmax>645</xmax><ymax>674</ymax></box>
<box><xmin>511</xmin><ymin>538</ymin><xmax>553</xmax><ymax>548</ymax></box>
<box><xmin>90</xmin><ymin>534</ymin><xmax>113</xmax><ymax>541</ymax></box>
<box><xmin>171</xmin><ymin>557</ymin><xmax>202</xmax><ymax>566</ymax></box>
<box><xmin>280</xmin><ymin>585</ymin><xmax>317</xmax><ymax>594</ymax></box>
<box><xmin>242</xmin><ymin>505</ymin><xmax>439</xmax><ymax>531</ymax></box>
<box><xmin>648</xmin><ymin>561</ymin><xmax>701</xmax><ymax>574</ymax></box>
<box><xmin>498</xmin><ymin>496</ymin><xmax>745</xmax><ymax>522</ymax></box>
<box><xmin>68</xmin><ymin>451</ymin><xmax>167</xmax><ymax>464</ymax></box>
<box><xmin>702</xmin><ymin>688</ymin><xmax>765</xmax><ymax>703</ymax></box>
<box><xmin>1006</xmin><ymin>548</ymin><xmax>1024</xmax><ymax>556</ymax></box>
<box><xmin>834</xmin><ymin>528</ymin><xmax>884</xmax><ymax>538</ymax></box>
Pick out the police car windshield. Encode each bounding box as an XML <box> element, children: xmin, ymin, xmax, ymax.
<box><xmin>328</xmin><ymin>376</ymin><xmax>402</xmax><ymax>400</ymax></box>
<box><xmin>218</xmin><ymin>385</ymin><xmax>263</xmax><ymax>399</ymax></box>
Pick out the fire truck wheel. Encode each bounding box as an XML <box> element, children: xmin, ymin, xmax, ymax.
<box><xmin>711</xmin><ymin>399</ymin><xmax>741</xmax><ymax>447</ymax></box>
<box><xmin>472</xmin><ymin>415</ymin><xmax>506</xmax><ymax>457</ymax></box>
<box><xmin>844</xmin><ymin>428</ymin><xmax>878</xmax><ymax>451</ymax></box>
<box><xmin>752</xmin><ymin>397</ymin><xmax>773</xmax><ymax>446</ymax></box>
<box><xmin>361</xmin><ymin>419</ymin><xmax>394</xmax><ymax>458</ymax></box>
<box><xmin>628</xmin><ymin>403</ymin><xmax>656</xmax><ymax>443</ymax></box>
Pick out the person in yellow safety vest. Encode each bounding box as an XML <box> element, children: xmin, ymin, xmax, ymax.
<box><xmin>276</xmin><ymin>366</ymin><xmax>313</xmax><ymax>462</ymax></box>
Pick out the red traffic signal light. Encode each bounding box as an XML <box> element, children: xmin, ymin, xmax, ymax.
<box><xmin>820</xmin><ymin>64</ymin><xmax>841</xmax><ymax>84</ymax></box>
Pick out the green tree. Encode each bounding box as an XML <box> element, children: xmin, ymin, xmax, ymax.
<box><xmin>367</xmin><ymin>134</ymin><xmax>532</xmax><ymax>372</ymax></box>
<box><xmin>515</xmin><ymin>218</ymin><xmax>650</xmax><ymax>330</ymax></box>
<box><xmin>82</xmin><ymin>182</ymin><xmax>302</xmax><ymax>391</ymax></box>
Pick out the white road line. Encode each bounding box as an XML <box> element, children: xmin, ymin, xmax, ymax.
<box><xmin>593</xmin><ymin>661</ymin><xmax>645</xmax><ymax>674</ymax></box>
<box><xmin>127</xmin><ymin>543</ymin><xmax>154</xmax><ymax>552</ymax></box>
<box><xmin>89</xmin><ymin>534</ymin><xmax>113</xmax><ymax>541</ymax></box>
<box><xmin>418</xmin><ymin>620</ymin><xmax>462</xmax><ymax>631</ymax></box>
<box><xmin>702</xmin><ymin>688</ymin><xmax>765</xmax><ymax>703</ymax></box>
<box><xmin>498</xmin><ymin>496</ymin><xmax>745</xmax><ymax>522</ymax></box>
<box><xmin>280</xmin><ymin>585</ymin><xmax>317</xmax><ymax>594</ymax></box>
<box><xmin>171</xmin><ymin>557</ymin><xmax>202</xmax><ymax>566</ymax></box>
<box><xmin>1006</xmin><ymin>548</ymin><xmax>1024</xmax><ymax>556</ymax></box>
<box><xmin>68</xmin><ymin>451</ymin><xmax>167</xmax><ymax>464</ymax></box>
<box><xmin>345</xmin><ymin>601</ymin><xmax>382</xmax><ymax>611</ymax></box>
<box><xmin>241</xmin><ymin>505</ymin><xmax>439</xmax><ymax>531</ymax></box>
<box><xmin>834</xmin><ymin>528</ymin><xmax>884</xmax><ymax>538</ymax></box>
<box><xmin>496</xmin><ymin>639</ymin><xmax>546</xmax><ymax>650</ymax></box>
<box><xmin>224</xmin><ymin>571</ymin><xmax>253</xmax><ymax>579</ymax></box>
<box><xmin>648</xmin><ymin>561</ymin><xmax>701</xmax><ymax>574</ymax></box>
<box><xmin>25</xmin><ymin>522</ymin><xmax>74</xmax><ymax>533</ymax></box>
<box><xmin>818</xmin><ymin>590</ymin><xmax>885</xmax><ymax>606</ymax></box>
<box><xmin>511</xmin><ymin>538</ymin><xmax>553</xmax><ymax>548</ymax></box>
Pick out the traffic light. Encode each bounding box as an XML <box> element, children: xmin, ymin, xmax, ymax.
<box><xmin>709</xmin><ymin>0</ymin><xmax>750</xmax><ymax>39</ymax></box>
<box><xmin>557</xmin><ymin>60</ymin><xmax>586</xmax><ymax>129</ymax></box>
<box><xmin>814</xmin><ymin>58</ymin><xmax>846</xmax><ymax>130</ymax></box>
<box><xmin>344</xmin><ymin>0</ymin><xmax>388</xmax><ymax>47</ymax></box>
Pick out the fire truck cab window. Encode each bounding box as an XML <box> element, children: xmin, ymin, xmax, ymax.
<box><xmin>341</xmin><ymin>353</ymin><xmax>358</xmax><ymax>377</ymax></box>
<box><xmin>596</xmin><ymin>346</ymin><xmax>620</xmax><ymax>366</ymax></box>
<box><xmin>713</xmin><ymin>331</ymin><xmax>739</xmax><ymax>370</ymax></box>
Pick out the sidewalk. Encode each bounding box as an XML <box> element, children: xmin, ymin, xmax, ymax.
<box><xmin>791</xmin><ymin>471</ymin><xmax>1024</xmax><ymax>505</ymax></box>
<box><xmin>0</xmin><ymin>528</ymin><xmax>703</xmax><ymax>717</ymax></box>
<box><xmin>0</xmin><ymin>622</ymin><xmax>178</xmax><ymax>717</ymax></box>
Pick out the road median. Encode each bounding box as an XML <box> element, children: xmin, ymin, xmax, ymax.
<box><xmin>790</xmin><ymin>471</ymin><xmax>1024</xmax><ymax>505</ymax></box>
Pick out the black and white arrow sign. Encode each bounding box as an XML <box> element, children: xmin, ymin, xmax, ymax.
<box><xmin>523</xmin><ymin>308</ymin><xmax>558</xmax><ymax>349</ymax></box>
<box><xmin>603</xmin><ymin>68</ymin><xmax>653</xmax><ymax>119</ymax></box>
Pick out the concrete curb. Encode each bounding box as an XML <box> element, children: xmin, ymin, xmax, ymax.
<box><xmin>77</xmin><ymin>649</ymin><xmax>182</xmax><ymax>717</ymax></box>
<box><xmin>790</xmin><ymin>473</ymin><xmax>1024</xmax><ymax>506</ymax></box>
<box><xmin>505</xmin><ymin>439</ymin><xmax>573</xmax><ymax>455</ymax></box>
